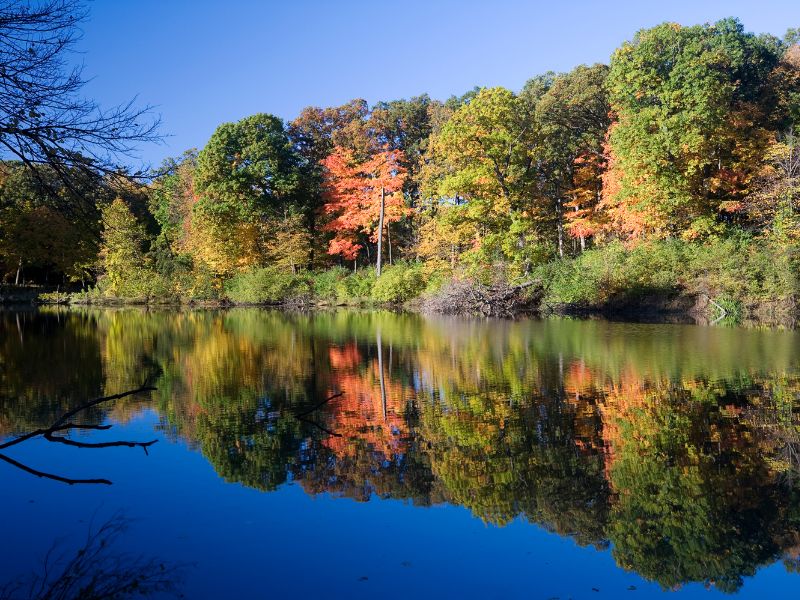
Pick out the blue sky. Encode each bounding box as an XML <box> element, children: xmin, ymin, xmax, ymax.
<box><xmin>77</xmin><ymin>0</ymin><xmax>800</xmax><ymax>167</ymax></box>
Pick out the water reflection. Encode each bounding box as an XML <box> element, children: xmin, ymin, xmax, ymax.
<box><xmin>2</xmin><ymin>308</ymin><xmax>800</xmax><ymax>592</ymax></box>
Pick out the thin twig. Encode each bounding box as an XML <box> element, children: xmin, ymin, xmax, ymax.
<box><xmin>294</xmin><ymin>391</ymin><xmax>344</xmax><ymax>419</ymax></box>
<box><xmin>297</xmin><ymin>417</ymin><xmax>343</xmax><ymax>438</ymax></box>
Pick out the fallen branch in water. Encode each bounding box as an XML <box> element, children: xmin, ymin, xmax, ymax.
<box><xmin>0</xmin><ymin>385</ymin><xmax>158</xmax><ymax>485</ymax></box>
<box><xmin>0</xmin><ymin>453</ymin><xmax>113</xmax><ymax>485</ymax></box>
<box><xmin>297</xmin><ymin>417</ymin><xmax>343</xmax><ymax>438</ymax></box>
<box><xmin>294</xmin><ymin>391</ymin><xmax>344</xmax><ymax>419</ymax></box>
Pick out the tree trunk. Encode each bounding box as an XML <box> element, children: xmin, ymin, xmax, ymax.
<box><xmin>307</xmin><ymin>211</ymin><xmax>316</xmax><ymax>270</ymax></box>
<box><xmin>376</xmin><ymin>186</ymin><xmax>385</xmax><ymax>277</ymax></box>
<box><xmin>556</xmin><ymin>198</ymin><xmax>564</xmax><ymax>258</ymax></box>
<box><xmin>15</xmin><ymin>258</ymin><xmax>22</xmax><ymax>286</ymax></box>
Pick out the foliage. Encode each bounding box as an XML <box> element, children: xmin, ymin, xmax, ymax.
<box><xmin>0</xmin><ymin>164</ymin><xmax>103</xmax><ymax>283</ymax></box>
<box><xmin>335</xmin><ymin>268</ymin><xmax>376</xmax><ymax>301</ymax></box>
<box><xmin>371</xmin><ymin>261</ymin><xmax>427</xmax><ymax>303</ymax></box>
<box><xmin>98</xmin><ymin>199</ymin><xmax>150</xmax><ymax>297</ymax></box>
<box><xmin>322</xmin><ymin>145</ymin><xmax>408</xmax><ymax>263</ymax></box>
<box><xmin>538</xmin><ymin>236</ymin><xmax>799</xmax><ymax>313</ymax></box>
<box><xmin>604</xmin><ymin>19</ymin><xmax>793</xmax><ymax>239</ymax></box>
<box><xmin>1</xmin><ymin>15</ymin><xmax>800</xmax><ymax>317</ymax></box>
<box><xmin>224</xmin><ymin>266</ymin><xmax>310</xmax><ymax>304</ymax></box>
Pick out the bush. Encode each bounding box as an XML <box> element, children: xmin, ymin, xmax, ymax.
<box><xmin>224</xmin><ymin>267</ymin><xmax>309</xmax><ymax>304</ymax></box>
<box><xmin>371</xmin><ymin>262</ymin><xmax>427</xmax><ymax>303</ymax></box>
<box><xmin>688</xmin><ymin>235</ymin><xmax>798</xmax><ymax>304</ymax></box>
<box><xmin>334</xmin><ymin>268</ymin><xmax>376</xmax><ymax>302</ymax></box>
<box><xmin>310</xmin><ymin>267</ymin><xmax>349</xmax><ymax>302</ymax></box>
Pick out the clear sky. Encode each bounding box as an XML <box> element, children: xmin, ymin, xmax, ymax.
<box><xmin>76</xmin><ymin>0</ymin><xmax>800</xmax><ymax>167</ymax></box>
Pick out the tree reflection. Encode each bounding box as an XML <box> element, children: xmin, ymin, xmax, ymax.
<box><xmin>4</xmin><ymin>309</ymin><xmax>800</xmax><ymax>591</ymax></box>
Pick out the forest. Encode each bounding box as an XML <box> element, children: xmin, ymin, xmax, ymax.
<box><xmin>2</xmin><ymin>18</ymin><xmax>800</xmax><ymax>320</ymax></box>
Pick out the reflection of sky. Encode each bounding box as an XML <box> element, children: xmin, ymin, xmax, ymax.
<box><xmin>0</xmin><ymin>409</ymin><xmax>794</xmax><ymax>599</ymax></box>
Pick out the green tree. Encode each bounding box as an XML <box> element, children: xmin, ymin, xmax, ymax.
<box><xmin>421</xmin><ymin>87</ymin><xmax>539</xmax><ymax>272</ymax></box>
<box><xmin>195</xmin><ymin>114</ymin><xmax>300</xmax><ymax>220</ymax></box>
<box><xmin>193</xmin><ymin>114</ymin><xmax>305</xmax><ymax>275</ymax></box>
<box><xmin>605</xmin><ymin>19</ymin><xmax>787</xmax><ymax>239</ymax></box>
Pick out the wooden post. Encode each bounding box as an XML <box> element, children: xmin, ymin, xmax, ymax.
<box><xmin>376</xmin><ymin>186</ymin><xmax>385</xmax><ymax>277</ymax></box>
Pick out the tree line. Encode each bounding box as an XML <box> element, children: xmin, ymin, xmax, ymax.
<box><xmin>2</xmin><ymin>18</ymin><xmax>799</xmax><ymax>313</ymax></box>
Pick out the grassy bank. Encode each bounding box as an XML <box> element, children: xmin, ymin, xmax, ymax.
<box><xmin>33</xmin><ymin>237</ymin><xmax>799</xmax><ymax>325</ymax></box>
<box><xmin>533</xmin><ymin>237</ymin><xmax>797</xmax><ymax>324</ymax></box>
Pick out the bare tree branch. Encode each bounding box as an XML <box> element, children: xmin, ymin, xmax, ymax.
<box><xmin>0</xmin><ymin>384</ymin><xmax>158</xmax><ymax>484</ymax></box>
<box><xmin>0</xmin><ymin>1</ymin><xmax>163</xmax><ymax>196</ymax></box>
<box><xmin>0</xmin><ymin>452</ymin><xmax>111</xmax><ymax>485</ymax></box>
<box><xmin>294</xmin><ymin>391</ymin><xmax>344</xmax><ymax>418</ymax></box>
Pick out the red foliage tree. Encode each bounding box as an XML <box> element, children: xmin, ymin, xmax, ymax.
<box><xmin>321</xmin><ymin>145</ymin><xmax>409</xmax><ymax>269</ymax></box>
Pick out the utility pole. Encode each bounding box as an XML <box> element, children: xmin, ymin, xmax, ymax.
<box><xmin>376</xmin><ymin>185</ymin><xmax>385</xmax><ymax>276</ymax></box>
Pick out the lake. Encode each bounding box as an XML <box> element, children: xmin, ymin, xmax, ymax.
<box><xmin>2</xmin><ymin>308</ymin><xmax>800</xmax><ymax>599</ymax></box>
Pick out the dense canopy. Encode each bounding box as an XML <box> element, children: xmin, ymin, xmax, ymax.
<box><xmin>0</xmin><ymin>17</ymin><xmax>799</xmax><ymax>320</ymax></box>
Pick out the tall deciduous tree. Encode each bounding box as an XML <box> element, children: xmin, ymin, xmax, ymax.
<box><xmin>605</xmin><ymin>19</ymin><xmax>788</xmax><ymax>240</ymax></box>
<box><xmin>421</xmin><ymin>86</ymin><xmax>535</xmax><ymax>269</ymax></box>
<box><xmin>322</xmin><ymin>146</ymin><xmax>408</xmax><ymax>273</ymax></box>
<box><xmin>535</xmin><ymin>64</ymin><xmax>610</xmax><ymax>253</ymax></box>
<box><xmin>193</xmin><ymin>114</ymin><xmax>304</xmax><ymax>275</ymax></box>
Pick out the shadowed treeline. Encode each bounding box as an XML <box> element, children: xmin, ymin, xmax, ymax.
<box><xmin>2</xmin><ymin>309</ymin><xmax>800</xmax><ymax>591</ymax></box>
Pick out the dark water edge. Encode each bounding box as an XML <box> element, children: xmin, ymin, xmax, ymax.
<box><xmin>3</xmin><ymin>280</ymin><xmax>798</xmax><ymax>328</ymax></box>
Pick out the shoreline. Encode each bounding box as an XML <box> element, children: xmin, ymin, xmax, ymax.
<box><xmin>3</xmin><ymin>287</ymin><xmax>796</xmax><ymax>328</ymax></box>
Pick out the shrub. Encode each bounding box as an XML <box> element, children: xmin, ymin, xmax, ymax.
<box><xmin>688</xmin><ymin>235</ymin><xmax>798</xmax><ymax>304</ymax></box>
<box><xmin>224</xmin><ymin>267</ymin><xmax>309</xmax><ymax>304</ymax></box>
<box><xmin>309</xmin><ymin>267</ymin><xmax>349</xmax><ymax>302</ymax></box>
<box><xmin>371</xmin><ymin>262</ymin><xmax>427</xmax><ymax>303</ymax></box>
<box><xmin>335</xmin><ymin>268</ymin><xmax>376</xmax><ymax>302</ymax></box>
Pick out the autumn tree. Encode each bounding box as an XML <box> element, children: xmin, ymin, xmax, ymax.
<box><xmin>322</xmin><ymin>146</ymin><xmax>408</xmax><ymax>274</ymax></box>
<box><xmin>98</xmin><ymin>198</ymin><xmax>149</xmax><ymax>295</ymax></box>
<box><xmin>604</xmin><ymin>19</ymin><xmax>789</xmax><ymax>240</ymax></box>
<box><xmin>193</xmin><ymin>114</ymin><xmax>304</xmax><ymax>275</ymax></box>
<box><xmin>286</xmin><ymin>99</ymin><xmax>374</xmax><ymax>267</ymax></box>
<box><xmin>535</xmin><ymin>64</ymin><xmax>610</xmax><ymax>253</ymax></box>
<box><xmin>746</xmin><ymin>130</ymin><xmax>800</xmax><ymax>239</ymax></box>
<box><xmin>0</xmin><ymin>162</ymin><xmax>104</xmax><ymax>284</ymax></box>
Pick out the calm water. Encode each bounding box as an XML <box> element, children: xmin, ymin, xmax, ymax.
<box><xmin>2</xmin><ymin>309</ymin><xmax>800</xmax><ymax>598</ymax></box>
